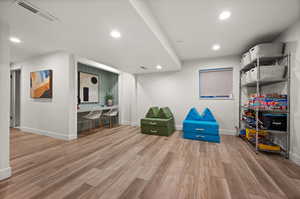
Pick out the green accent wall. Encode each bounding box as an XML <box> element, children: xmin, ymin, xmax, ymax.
<box><xmin>78</xmin><ymin>63</ymin><xmax>119</xmax><ymax>105</ymax></box>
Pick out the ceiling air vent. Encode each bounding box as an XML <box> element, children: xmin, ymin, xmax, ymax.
<box><xmin>140</xmin><ymin>66</ymin><xmax>148</xmax><ymax>70</ymax></box>
<box><xmin>16</xmin><ymin>0</ymin><xmax>59</xmax><ymax>22</ymax></box>
<box><xmin>17</xmin><ymin>1</ymin><xmax>38</xmax><ymax>13</ymax></box>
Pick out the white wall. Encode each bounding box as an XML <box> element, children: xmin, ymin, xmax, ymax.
<box><xmin>13</xmin><ymin>51</ymin><xmax>77</xmax><ymax>140</ymax></box>
<box><xmin>0</xmin><ymin>21</ymin><xmax>11</xmax><ymax>180</ymax></box>
<box><xmin>119</xmin><ymin>72</ymin><xmax>137</xmax><ymax>125</ymax></box>
<box><xmin>13</xmin><ymin>52</ymin><xmax>133</xmax><ymax>140</ymax></box>
<box><xmin>275</xmin><ymin>19</ymin><xmax>300</xmax><ymax>164</ymax></box>
<box><xmin>135</xmin><ymin>55</ymin><xmax>240</xmax><ymax>134</ymax></box>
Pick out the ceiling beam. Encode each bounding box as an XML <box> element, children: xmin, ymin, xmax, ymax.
<box><xmin>129</xmin><ymin>0</ymin><xmax>182</xmax><ymax>70</ymax></box>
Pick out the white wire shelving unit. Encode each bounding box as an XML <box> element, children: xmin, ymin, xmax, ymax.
<box><xmin>238</xmin><ymin>53</ymin><xmax>291</xmax><ymax>158</ymax></box>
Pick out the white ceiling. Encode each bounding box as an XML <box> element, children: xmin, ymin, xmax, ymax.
<box><xmin>0</xmin><ymin>0</ymin><xmax>299</xmax><ymax>73</ymax></box>
<box><xmin>0</xmin><ymin>0</ymin><xmax>180</xmax><ymax>74</ymax></box>
<box><xmin>147</xmin><ymin>0</ymin><xmax>300</xmax><ymax>61</ymax></box>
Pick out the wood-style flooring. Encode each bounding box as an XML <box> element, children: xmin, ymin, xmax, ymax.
<box><xmin>1</xmin><ymin>126</ymin><xmax>300</xmax><ymax>199</ymax></box>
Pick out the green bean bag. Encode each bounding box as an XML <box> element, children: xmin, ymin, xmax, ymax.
<box><xmin>141</xmin><ymin>107</ymin><xmax>175</xmax><ymax>136</ymax></box>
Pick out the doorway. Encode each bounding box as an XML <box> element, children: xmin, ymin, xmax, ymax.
<box><xmin>10</xmin><ymin>70</ymin><xmax>21</xmax><ymax>128</ymax></box>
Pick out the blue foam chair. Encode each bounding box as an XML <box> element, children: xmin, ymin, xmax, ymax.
<box><xmin>183</xmin><ymin>108</ymin><xmax>220</xmax><ymax>143</ymax></box>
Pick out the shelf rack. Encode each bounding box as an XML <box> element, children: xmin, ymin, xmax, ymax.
<box><xmin>242</xmin><ymin>79</ymin><xmax>287</xmax><ymax>87</ymax></box>
<box><xmin>240</xmin><ymin>55</ymin><xmax>286</xmax><ymax>72</ymax></box>
<box><xmin>240</xmin><ymin>120</ymin><xmax>287</xmax><ymax>135</ymax></box>
<box><xmin>238</xmin><ymin>54</ymin><xmax>291</xmax><ymax>158</ymax></box>
<box><xmin>241</xmin><ymin>106</ymin><xmax>288</xmax><ymax>113</ymax></box>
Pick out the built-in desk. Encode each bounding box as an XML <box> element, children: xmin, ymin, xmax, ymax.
<box><xmin>77</xmin><ymin>105</ymin><xmax>119</xmax><ymax>132</ymax></box>
<box><xmin>77</xmin><ymin>105</ymin><xmax>118</xmax><ymax>113</ymax></box>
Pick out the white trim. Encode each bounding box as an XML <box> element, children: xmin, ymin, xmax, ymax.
<box><xmin>199</xmin><ymin>97</ymin><xmax>234</xmax><ymax>100</ymax></box>
<box><xmin>175</xmin><ymin>125</ymin><xmax>235</xmax><ymax>135</ymax></box>
<box><xmin>0</xmin><ymin>167</ymin><xmax>11</xmax><ymax>180</ymax></box>
<box><xmin>69</xmin><ymin>54</ymin><xmax>78</xmax><ymax>139</ymax></box>
<box><xmin>77</xmin><ymin>57</ymin><xmax>120</xmax><ymax>74</ymax></box>
<box><xmin>290</xmin><ymin>152</ymin><xmax>300</xmax><ymax>166</ymax></box>
<box><xmin>121</xmin><ymin>121</ymin><xmax>131</xmax><ymax>125</ymax></box>
<box><xmin>68</xmin><ymin>134</ymin><xmax>78</xmax><ymax>140</ymax></box>
<box><xmin>219</xmin><ymin>129</ymin><xmax>236</xmax><ymax>135</ymax></box>
<box><xmin>10</xmin><ymin>64</ymin><xmax>22</xmax><ymax>71</ymax></box>
<box><xmin>175</xmin><ymin>124</ymin><xmax>183</xmax><ymax>130</ymax></box>
<box><xmin>131</xmin><ymin>121</ymin><xmax>138</xmax><ymax>126</ymax></box>
<box><xmin>20</xmin><ymin>127</ymin><xmax>77</xmax><ymax>141</ymax></box>
<box><xmin>129</xmin><ymin>0</ymin><xmax>181</xmax><ymax>69</ymax></box>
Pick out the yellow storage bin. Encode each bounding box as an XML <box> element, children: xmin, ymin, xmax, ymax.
<box><xmin>258</xmin><ymin>143</ymin><xmax>281</xmax><ymax>152</ymax></box>
<box><xmin>245</xmin><ymin>128</ymin><xmax>268</xmax><ymax>140</ymax></box>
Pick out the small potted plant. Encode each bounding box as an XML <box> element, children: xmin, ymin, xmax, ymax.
<box><xmin>105</xmin><ymin>93</ymin><xmax>114</xmax><ymax>106</ymax></box>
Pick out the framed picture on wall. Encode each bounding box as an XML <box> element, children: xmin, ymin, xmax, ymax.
<box><xmin>79</xmin><ymin>72</ymin><xmax>99</xmax><ymax>104</ymax></box>
<box><xmin>30</xmin><ymin>70</ymin><xmax>53</xmax><ymax>98</ymax></box>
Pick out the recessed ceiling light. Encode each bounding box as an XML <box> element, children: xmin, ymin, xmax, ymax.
<box><xmin>219</xmin><ymin>11</ymin><xmax>231</xmax><ymax>20</ymax></box>
<box><xmin>9</xmin><ymin>37</ymin><xmax>21</xmax><ymax>43</ymax></box>
<box><xmin>156</xmin><ymin>65</ymin><xmax>162</xmax><ymax>70</ymax></box>
<box><xmin>110</xmin><ymin>30</ymin><xmax>121</xmax><ymax>39</ymax></box>
<box><xmin>212</xmin><ymin>44</ymin><xmax>221</xmax><ymax>51</ymax></box>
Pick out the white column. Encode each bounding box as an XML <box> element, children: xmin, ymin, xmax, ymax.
<box><xmin>118</xmin><ymin>72</ymin><xmax>137</xmax><ymax>126</ymax></box>
<box><xmin>0</xmin><ymin>20</ymin><xmax>11</xmax><ymax>180</ymax></box>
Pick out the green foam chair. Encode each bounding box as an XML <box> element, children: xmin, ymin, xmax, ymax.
<box><xmin>146</xmin><ymin>106</ymin><xmax>160</xmax><ymax>118</ymax></box>
<box><xmin>141</xmin><ymin>107</ymin><xmax>175</xmax><ymax>136</ymax></box>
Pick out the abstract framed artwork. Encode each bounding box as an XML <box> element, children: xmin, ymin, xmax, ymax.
<box><xmin>79</xmin><ymin>72</ymin><xmax>99</xmax><ymax>104</ymax></box>
<box><xmin>30</xmin><ymin>70</ymin><xmax>53</xmax><ymax>98</ymax></box>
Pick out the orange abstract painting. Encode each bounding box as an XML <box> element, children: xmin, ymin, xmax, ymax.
<box><xmin>30</xmin><ymin>70</ymin><xmax>53</xmax><ymax>98</ymax></box>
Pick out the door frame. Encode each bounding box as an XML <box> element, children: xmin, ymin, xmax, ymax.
<box><xmin>10</xmin><ymin>69</ymin><xmax>21</xmax><ymax>128</ymax></box>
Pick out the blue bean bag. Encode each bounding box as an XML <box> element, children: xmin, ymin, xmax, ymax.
<box><xmin>183</xmin><ymin>107</ymin><xmax>220</xmax><ymax>143</ymax></box>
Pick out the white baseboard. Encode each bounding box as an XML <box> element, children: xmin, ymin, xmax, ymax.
<box><xmin>131</xmin><ymin>122</ymin><xmax>138</xmax><ymax>126</ymax></box>
<box><xmin>175</xmin><ymin>125</ymin><xmax>183</xmax><ymax>130</ymax></box>
<box><xmin>290</xmin><ymin>152</ymin><xmax>300</xmax><ymax>166</ymax></box>
<box><xmin>68</xmin><ymin>134</ymin><xmax>78</xmax><ymax>140</ymax></box>
<box><xmin>0</xmin><ymin>167</ymin><xmax>11</xmax><ymax>181</ymax></box>
<box><xmin>121</xmin><ymin>121</ymin><xmax>131</xmax><ymax>125</ymax></box>
<box><xmin>219</xmin><ymin>129</ymin><xmax>236</xmax><ymax>135</ymax></box>
<box><xmin>175</xmin><ymin>125</ymin><xmax>235</xmax><ymax>135</ymax></box>
<box><xmin>20</xmin><ymin>127</ymin><xmax>77</xmax><ymax>141</ymax></box>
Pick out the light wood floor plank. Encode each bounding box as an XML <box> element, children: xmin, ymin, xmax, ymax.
<box><xmin>0</xmin><ymin>126</ymin><xmax>299</xmax><ymax>199</ymax></box>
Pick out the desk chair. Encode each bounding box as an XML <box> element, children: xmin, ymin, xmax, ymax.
<box><xmin>81</xmin><ymin>109</ymin><xmax>103</xmax><ymax>131</ymax></box>
<box><xmin>103</xmin><ymin>108</ymin><xmax>118</xmax><ymax>128</ymax></box>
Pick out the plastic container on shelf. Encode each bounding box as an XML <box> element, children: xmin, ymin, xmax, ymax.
<box><xmin>244</xmin><ymin>71</ymin><xmax>252</xmax><ymax>84</ymax></box>
<box><xmin>248</xmin><ymin>68</ymin><xmax>257</xmax><ymax>83</ymax></box>
<box><xmin>249</xmin><ymin>64</ymin><xmax>286</xmax><ymax>83</ymax></box>
<box><xmin>241</xmin><ymin>72</ymin><xmax>247</xmax><ymax>85</ymax></box>
<box><xmin>258</xmin><ymin>142</ymin><xmax>281</xmax><ymax>152</ymax></box>
<box><xmin>241</xmin><ymin>52</ymin><xmax>251</xmax><ymax>68</ymax></box>
<box><xmin>246</xmin><ymin>128</ymin><xmax>268</xmax><ymax>140</ymax></box>
<box><xmin>249</xmin><ymin>43</ymin><xmax>284</xmax><ymax>61</ymax></box>
<box><xmin>240</xmin><ymin>129</ymin><xmax>246</xmax><ymax>136</ymax></box>
<box><xmin>241</xmin><ymin>71</ymin><xmax>253</xmax><ymax>85</ymax></box>
<box><xmin>262</xmin><ymin>114</ymin><xmax>287</xmax><ymax>131</ymax></box>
